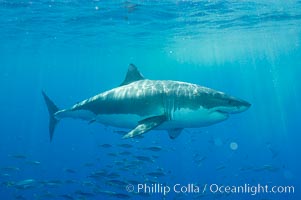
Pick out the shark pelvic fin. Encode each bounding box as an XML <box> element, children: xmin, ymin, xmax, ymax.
<box><xmin>123</xmin><ymin>115</ymin><xmax>166</xmax><ymax>139</ymax></box>
<box><xmin>120</xmin><ymin>64</ymin><xmax>145</xmax><ymax>86</ymax></box>
<box><xmin>42</xmin><ymin>91</ymin><xmax>60</xmax><ymax>142</ymax></box>
<box><xmin>168</xmin><ymin>128</ymin><xmax>183</xmax><ymax>139</ymax></box>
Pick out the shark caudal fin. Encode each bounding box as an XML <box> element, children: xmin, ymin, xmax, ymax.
<box><xmin>42</xmin><ymin>91</ymin><xmax>59</xmax><ymax>142</ymax></box>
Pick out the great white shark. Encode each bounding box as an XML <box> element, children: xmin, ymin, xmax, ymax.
<box><xmin>43</xmin><ymin>64</ymin><xmax>250</xmax><ymax>141</ymax></box>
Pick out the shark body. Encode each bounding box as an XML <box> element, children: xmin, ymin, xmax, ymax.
<box><xmin>43</xmin><ymin>64</ymin><xmax>250</xmax><ymax>141</ymax></box>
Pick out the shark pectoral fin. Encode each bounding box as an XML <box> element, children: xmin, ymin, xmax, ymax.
<box><xmin>168</xmin><ymin>128</ymin><xmax>183</xmax><ymax>139</ymax></box>
<box><xmin>123</xmin><ymin>115</ymin><xmax>167</xmax><ymax>139</ymax></box>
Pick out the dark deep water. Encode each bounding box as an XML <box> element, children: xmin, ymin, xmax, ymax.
<box><xmin>0</xmin><ymin>1</ymin><xmax>300</xmax><ymax>199</ymax></box>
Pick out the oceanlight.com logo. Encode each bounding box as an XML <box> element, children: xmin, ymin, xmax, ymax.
<box><xmin>125</xmin><ymin>183</ymin><xmax>295</xmax><ymax>196</ymax></box>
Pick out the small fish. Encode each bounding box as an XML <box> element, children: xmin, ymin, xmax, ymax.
<box><xmin>114</xmin><ymin>161</ymin><xmax>124</xmax><ymax>165</ymax></box>
<box><xmin>239</xmin><ymin>165</ymin><xmax>254</xmax><ymax>171</ymax></box>
<box><xmin>106</xmin><ymin>179</ymin><xmax>128</xmax><ymax>187</ymax></box>
<box><xmin>216</xmin><ymin>165</ymin><xmax>226</xmax><ymax>171</ymax></box>
<box><xmin>65</xmin><ymin>179</ymin><xmax>78</xmax><ymax>184</ymax></box>
<box><xmin>106</xmin><ymin>172</ymin><xmax>120</xmax><ymax>178</ymax></box>
<box><xmin>88</xmin><ymin>170</ymin><xmax>108</xmax><ymax>179</ymax></box>
<box><xmin>1</xmin><ymin>167</ymin><xmax>20</xmax><ymax>172</ymax></box>
<box><xmin>122</xmin><ymin>164</ymin><xmax>138</xmax><ymax>170</ymax></box>
<box><xmin>99</xmin><ymin>144</ymin><xmax>112</xmax><ymax>148</ymax></box>
<box><xmin>112</xmin><ymin>193</ymin><xmax>131</xmax><ymax>199</ymax></box>
<box><xmin>119</xmin><ymin>151</ymin><xmax>132</xmax><ymax>156</ymax></box>
<box><xmin>14</xmin><ymin>195</ymin><xmax>27</xmax><ymax>200</ymax></box>
<box><xmin>124</xmin><ymin>1</ymin><xmax>138</xmax><ymax>13</ymax></box>
<box><xmin>9</xmin><ymin>154</ymin><xmax>27</xmax><ymax>159</ymax></box>
<box><xmin>88</xmin><ymin>174</ymin><xmax>102</xmax><ymax>179</ymax></box>
<box><xmin>144</xmin><ymin>179</ymin><xmax>158</xmax><ymax>184</ymax></box>
<box><xmin>114</xmin><ymin>130</ymin><xmax>127</xmax><ymax>135</ymax></box>
<box><xmin>47</xmin><ymin>180</ymin><xmax>63</xmax><ymax>184</ymax></box>
<box><xmin>254</xmin><ymin>165</ymin><xmax>279</xmax><ymax>172</ymax></box>
<box><xmin>83</xmin><ymin>162</ymin><xmax>95</xmax><ymax>167</ymax></box>
<box><xmin>129</xmin><ymin>160</ymin><xmax>144</xmax><ymax>166</ymax></box>
<box><xmin>135</xmin><ymin>156</ymin><xmax>154</xmax><ymax>163</ymax></box>
<box><xmin>107</xmin><ymin>153</ymin><xmax>118</xmax><ymax>157</ymax></box>
<box><xmin>16</xmin><ymin>179</ymin><xmax>35</xmax><ymax>186</ymax></box>
<box><xmin>197</xmin><ymin>156</ymin><xmax>207</xmax><ymax>162</ymax></box>
<box><xmin>134</xmin><ymin>191</ymin><xmax>151</xmax><ymax>197</ymax></box>
<box><xmin>26</xmin><ymin>160</ymin><xmax>41</xmax><ymax>165</ymax></box>
<box><xmin>0</xmin><ymin>173</ymin><xmax>10</xmax><ymax>177</ymax></box>
<box><xmin>75</xmin><ymin>190</ymin><xmax>95</xmax><ymax>197</ymax></box>
<box><xmin>266</xmin><ymin>143</ymin><xmax>279</xmax><ymax>159</ymax></box>
<box><xmin>82</xmin><ymin>181</ymin><xmax>94</xmax><ymax>187</ymax></box>
<box><xmin>35</xmin><ymin>192</ymin><xmax>56</xmax><ymax>199</ymax></box>
<box><xmin>193</xmin><ymin>193</ymin><xmax>206</xmax><ymax>199</ymax></box>
<box><xmin>2</xmin><ymin>181</ymin><xmax>14</xmax><ymax>187</ymax></box>
<box><xmin>142</xmin><ymin>146</ymin><xmax>162</xmax><ymax>152</ymax></box>
<box><xmin>60</xmin><ymin>194</ymin><xmax>74</xmax><ymax>200</ymax></box>
<box><xmin>128</xmin><ymin>180</ymin><xmax>141</xmax><ymax>185</ymax></box>
<box><xmin>42</xmin><ymin>180</ymin><xmax>63</xmax><ymax>188</ymax></box>
<box><xmin>15</xmin><ymin>179</ymin><xmax>36</xmax><ymax>189</ymax></box>
<box><xmin>106</xmin><ymin>164</ymin><xmax>114</xmax><ymax>168</ymax></box>
<box><xmin>64</xmin><ymin>168</ymin><xmax>76</xmax><ymax>174</ymax></box>
<box><xmin>94</xmin><ymin>189</ymin><xmax>116</xmax><ymax>196</ymax></box>
<box><xmin>193</xmin><ymin>153</ymin><xmax>200</xmax><ymax>158</ymax></box>
<box><xmin>146</xmin><ymin>172</ymin><xmax>165</xmax><ymax>177</ymax></box>
<box><xmin>170</xmin><ymin>147</ymin><xmax>176</xmax><ymax>152</ymax></box>
<box><xmin>118</xmin><ymin>144</ymin><xmax>133</xmax><ymax>148</ymax></box>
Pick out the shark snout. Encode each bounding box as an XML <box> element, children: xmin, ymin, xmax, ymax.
<box><xmin>237</xmin><ymin>99</ymin><xmax>251</xmax><ymax>112</ymax></box>
<box><xmin>227</xmin><ymin>98</ymin><xmax>251</xmax><ymax>114</ymax></box>
<box><xmin>214</xmin><ymin>95</ymin><xmax>251</xmax><ymax>114</ymax></box>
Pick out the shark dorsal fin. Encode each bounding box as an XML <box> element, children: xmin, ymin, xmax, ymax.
<box><xmin>120</xmin><ymin>64</ymin><xmax>145</xmax><ymax>86</ymax></box>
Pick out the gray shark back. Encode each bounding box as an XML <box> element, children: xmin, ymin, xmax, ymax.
<box><xmin>70</xmin><ymin>80</ymin><xmax>216</xmax><ymax>118</ymax></box>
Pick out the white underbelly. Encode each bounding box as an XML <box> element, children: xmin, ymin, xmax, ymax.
<box><xmin>96</xmin><ymin>114</ymin><xmax>144</xmax><ymax>128</ymax></box>
<box><xmin>162</xmin><ymin>107</ymin><xmax>228</xmax><ymax>128</ymax></box>
<box><xmin>56</xmin><ymin>107</ymin><xmax>228</xmax><ymax>130</ymax></box>
<box><xmin>96</xmin><ymin>107</ymin><xmax>228</xmax><ymax>129</ymax></box>
<box><xmin>56</xmin><ymin>109</ymin><xmax>145</xmax><ymax>128</ymax></box>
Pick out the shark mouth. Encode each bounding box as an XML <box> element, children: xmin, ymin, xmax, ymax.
<box><xmin>216</xmin><ymin>110</ymin><xmax>229</xmax><ymax>114</ymax></box>
<box><xmin>216</xmin><ymin>110</ymin><xmax>230</xmax><ymax>117</ymax></box>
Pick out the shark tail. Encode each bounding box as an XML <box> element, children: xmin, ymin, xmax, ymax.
<box><xmin>42</xmin><ymin>91</ymin><xmax>60</xmax><ymax>142</ymax></box>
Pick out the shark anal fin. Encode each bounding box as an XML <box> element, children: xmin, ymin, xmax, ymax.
<box><xmin>120</xmin><ymin>64</ymin><xmax>145</xmax><ymax>86</ymax></box>
<box><xmin>168</xmin><ymin>128</ymin><xmax>183</xmax><ymax>139</ymax></box>
<box><xmin>123</xmin><ymin>115</ymin><xmax>166</xmax><ymax>139</ymax></box>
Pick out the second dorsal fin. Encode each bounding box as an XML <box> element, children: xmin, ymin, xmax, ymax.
<box><xmin>120</xmin><ymin>64</ymin><xmax>145</xmax><ymax>86</ymax></box>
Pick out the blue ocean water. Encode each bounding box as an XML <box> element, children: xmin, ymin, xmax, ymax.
<box><xmin>0</xmin><ymin>0</ymin><xmax>300</xmax><ymax>199</ymax></box>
